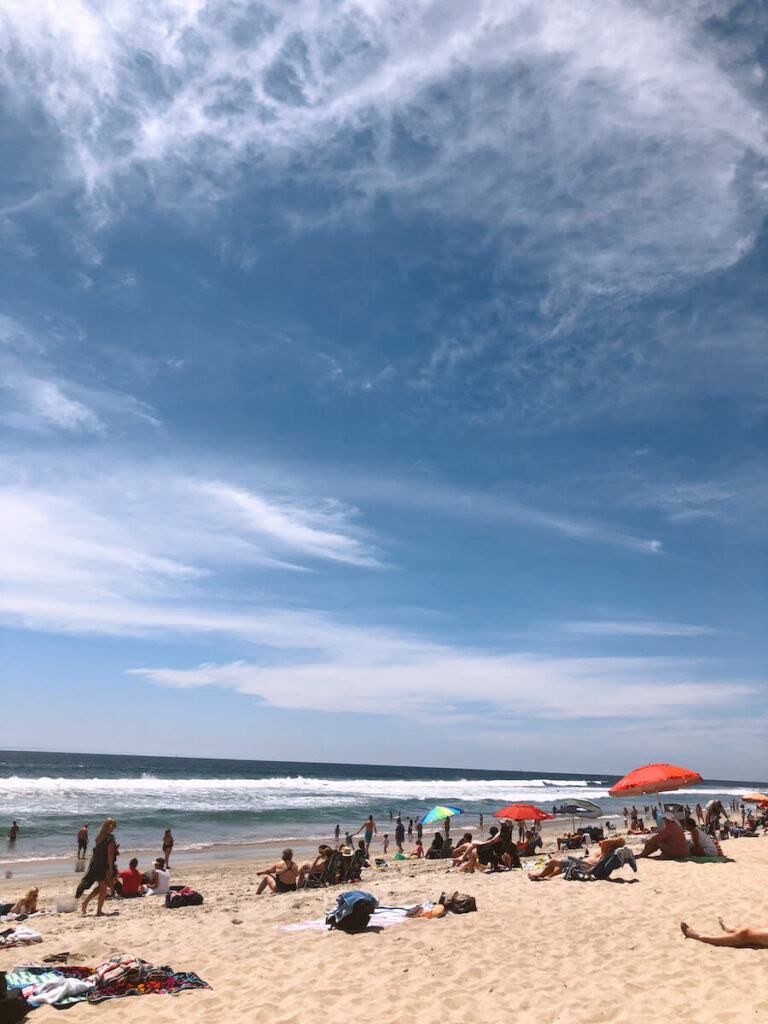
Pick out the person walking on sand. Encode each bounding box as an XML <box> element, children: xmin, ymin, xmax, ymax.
<box><xmin>79</xmin><ymin>817</ymin><xmax>117</xmax><ymax>917</ymax></box>
<box><xmin>9</xmin><ymin>821</ymin><xmax>19</xmax><ymax>843</ymax></box>
<box><xmin>354</xmin><ymin>814</ymin><xmax>377</xmax><ymax>853</ymax></box>
<box><xmin>681</xmin><ymin>918</ymin><xmax>768</xmax><ymax>948</ymax></box>
<box><xmin>162</xmin><ymin>828</ymin><xmax>174</xmax><ymax>867</ymax></box>
<box><xmin>479</xmin><ymin>813</ymin><xmax>484</xmax><ymax>833</ymax></box>
<box><xmin>77</xmin><ymin>824</ymin><xmax>88</xmax><ymax>859</ymax></box>
<box><xmin>407</xmin><ymin>818</ymin><xmax>413</xmax><ymax>839</ymax></box>
<box><xmin>334</xmin><ymin>824</ymin><xmax>340</xmax><ymax>842</ymax></box>
<box><xmin>695</xmin><ymin>803</ymin><xmax>704</xmax><ymax>824</ymax></box>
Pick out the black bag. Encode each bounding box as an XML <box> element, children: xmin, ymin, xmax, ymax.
<box><xmin>439</xmin><ymin>891</ymin><xmax>477</xmax><ymax>914</ymax></box>
<box><xmin>325</xmin><ymin>890</ymin><xmax>378</xmax><ymax>932</ymax></box>
<box><xmin>0</xmin><ymin>972</ymin><xmax>28</xmax><ymax>1023</ymax></box>
<box><xmin>165</xmin><ymin>886</ymin><xmax>204</xmax><ymax>908</ymax></box>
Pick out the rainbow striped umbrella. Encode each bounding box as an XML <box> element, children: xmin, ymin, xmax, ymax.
<box><xmin>418</xmin><ymin>805</ymin><xmax>464</xmax><ymax>825</ymax></box>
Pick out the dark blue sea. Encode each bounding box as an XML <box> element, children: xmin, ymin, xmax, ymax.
<box><xmin>1</xmin><ymin>750</ymin><xmax>764</xmax><ymax>865</ymax></box>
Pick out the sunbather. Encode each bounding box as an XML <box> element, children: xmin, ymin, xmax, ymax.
<box><xmin>8</xmin><ymin>888</ymin><xmax>38</xmax><ymax>915</ymax></box>
<box><xmin>681</xmin><ymin>918</ymin><xmax>768</xmax><ymax>948</ymax></box>
<box><xmin>528</xmin><ymin>837</ymin><xmax>625</xmax><ymax>880</ymax></box>
<box><xmin>257</xmin><ymin>848</ymin><xmax>300</xmax><ymax>894</ymax></box>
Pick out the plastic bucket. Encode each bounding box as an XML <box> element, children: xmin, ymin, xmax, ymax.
<box><xmin>56</xmin><ymin>895</ymin><xmax>77</xmax><ymax>913</ymax></box>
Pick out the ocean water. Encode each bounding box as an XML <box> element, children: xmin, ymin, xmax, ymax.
<box><xmin>0</xmin><ymin>750</ymin><xmax>763</xmax><ymax>865</ymax></box>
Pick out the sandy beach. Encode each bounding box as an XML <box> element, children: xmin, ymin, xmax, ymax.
<box><xmin>2</xmin><ymin>836</ymin><xmax>766</xmax><ymax>1024</ymax></box>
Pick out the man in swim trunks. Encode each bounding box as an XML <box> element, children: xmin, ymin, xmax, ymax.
<box><xmin>355</xmin><ymin>815</ymin><xmax>377</xmax><ymax>853</ymax></box>
<box><xmin>77</xmin><ymin>824</ymin><xmax>89</xmax><ymax>858</ymax></box>
<box><xmin>256</xmin><ymin>848</ymin><xmax>300</xmax><ymax>894</ymax></box>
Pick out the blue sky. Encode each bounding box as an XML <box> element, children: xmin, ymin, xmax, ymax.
<box><xmin>0</xmin><ymin>0</ymin><xmax>766</xmax><ymax>778</ymax></box>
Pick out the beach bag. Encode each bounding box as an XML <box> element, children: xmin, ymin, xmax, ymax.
<box><xmin>0</xmin><ymin>972</ymin><xmax>29</xmax><ymax>1023</ymax></box>
<box><xmin>439</xmin><ymin>891</ymin><xmax>477</xmax><ymax>914</ymax></box>
<box><xmin>165</xmin><ymin>886</ymin><xmax>204</xmax><ymax>909</ymax></box>
<box><xmin>325</xmin><ymin>890</ymin><xmax>378</xmax><ymax>932</ymax></box>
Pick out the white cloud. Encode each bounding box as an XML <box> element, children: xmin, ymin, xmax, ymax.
<box><xmin>1</xmin><ymin>375</ymin><xmax>104</xmax><ymax>433</ymax></box>
<box><xmin>201</xmin><ymin>481</ymin><xmax>380</xmax><ymax>567</ymax></box>
<box><xmin>564</xmin><ymin>621</ymin><xmax>726</xmax><ymax>637</ymax></box>
<box><xmin>2</xmin><ymin>0</ymin><xmax>766</xmax><ymax>298</ymax></box>
<box><xmin>128</xmin><ymin>652</ymin><xmax>756</xmax><ymax>721</ymax></box>
<box><xmin>0</xmin><ymin>313</ymin><xmax>161</xmax><ymax>434</ymax></box>
<box><xmin>0</xmin><ymin>458</ymin><xmax>382</xmax><ymax>627</ymax></box>
<box><xmin>334</xmin><ymin>473</ymin><xmax>663</xmax><ymax>554</ymax></box>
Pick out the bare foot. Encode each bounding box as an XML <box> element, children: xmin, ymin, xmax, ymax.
<box><xmin>718</xmin><ymin>917</ymin><xmax>734</xmax><ymax>933</ymax></box>
<box><xmin>681</xmin><ymin>922</ymin><xmax>698</xmax><ymax>940</ymax></box>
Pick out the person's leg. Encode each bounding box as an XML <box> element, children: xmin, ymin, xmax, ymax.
<box><xmin>528</xmin><ymin>858</ymin><xmax>563</xmax><ymax>880</ymax></box>
<box><xmin>638</xmin><ymin>835</ymin><xmax>662</xmax><ymax>857</ymax></box>
<box><xmin>257</xmin><ymin>875</ymin><xmax>277</xmax><ymax>894</ymax></box>
<box><xmin>96</xmin><ymin>881</ymin><xmax>107</xmax><ymax>916</ymax></box>
<box><xmin>681</xmin><ymin>922</ymin><xmax>768</xmax><ymax>947</ymax></box>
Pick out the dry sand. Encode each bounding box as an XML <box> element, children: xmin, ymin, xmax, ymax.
<box><xmin>1</xmin><ymin>836</ymin><xmax>766</xmax><ymax>1024</ymax></box>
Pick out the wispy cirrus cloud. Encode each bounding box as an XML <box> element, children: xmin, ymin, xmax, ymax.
<box><xmin>0</xmin><ymin>456</ymin><xmax>382</xmax><ymax>625</ymax></box>
<box><xmin>0</xmin><ymin>313</ymin><xmax>160</xmax><ymax>434</ymax></box>
<box><xmin>334</xmin><ymin>472</ymin><xmax>663</xmax><ymax>554</ymax></box>
<box><xmin>2</xmin><ymin>0</ymin><xmax>766</xmax><ymax>299</ymax></box>
<box><xmin>564</xmin><ymin>620</ymin><xmax>727</xmax><ymax>637</ymax></box>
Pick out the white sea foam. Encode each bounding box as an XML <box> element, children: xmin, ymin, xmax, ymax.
<box><xmin>0</xmin><ymin>773</ymin><xmax>751</xmax><ymax>816</ymax></box>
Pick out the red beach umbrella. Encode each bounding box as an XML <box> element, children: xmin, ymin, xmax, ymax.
<box><xmin>610</xmin><ymin>764</ymin><xmax>703</xmax><ymax>819</ymax></box>
<box><xmin>492</xmin><ymin>803</ymin><xmax>554</xmax><ymax>821</ymax></box>
<box><xmin>609</xmin><ymin>763</ymin><xmax>702</xmax><ymax>799</ymax></box>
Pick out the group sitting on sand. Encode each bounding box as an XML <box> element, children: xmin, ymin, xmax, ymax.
<box><xmin>76</xmin><ymin>818</ymin><xmax>175</xmax><ymax>916</ymax></box>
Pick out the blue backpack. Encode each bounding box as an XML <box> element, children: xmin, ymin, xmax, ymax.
<box><xmin>325</xmin><ymin>890</ymin><xmax>378</xmax><ymax>932</ymax></box>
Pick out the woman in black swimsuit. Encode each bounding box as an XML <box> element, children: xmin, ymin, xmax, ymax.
<box><xmin>256</xmin><ymin>848</ymin><xmax>299</xmax><ymax>894</ymax></box>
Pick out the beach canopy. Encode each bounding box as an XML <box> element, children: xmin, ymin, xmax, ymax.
<box><xmin>559</xmin><ymin>799</ymin><xmax>602</xmax><ymax>829</ymax></box>
<box><xmin>741</xmin><ymin>792</ymin><xmax>768</xmax><ymax>804</ymax></box>
<box><xmin>559</xmin><ymin>800</ymin><xmax>602</xmax><ymax>819</ymax></box>
<box><xmin>419</xmin><ymin>805</ymin><xmax>463</xmax><ymax>825</ymax></box>
<box><xmin>609</xmin><ymin>763</ymin><xmax>702</xmax><ymax>798</ymax></box>
<box><xmin>492</xmin><ymin>803</ymin><xmax>553</xmax><ymax>822</ymax></box>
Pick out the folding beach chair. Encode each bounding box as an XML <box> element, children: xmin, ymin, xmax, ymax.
<box><xmin>302</xmin><ymin>851</ymin><xmax>344</xmax><ymax>889</ymax></box>
<box><xmin>563</xmin><ymin>847</ymin><xmax>637</xmax><ymax>881</ymax></box>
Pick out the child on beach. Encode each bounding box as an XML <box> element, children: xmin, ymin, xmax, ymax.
<box><xmin>383</xmin><ymin>834</ymin><xmax>389</xmax><ymax>854</ymax></box>
<box><xmin>414</xmin><ymin>839</ymin><xmax>424</xmax><ymax>858</ymax></box>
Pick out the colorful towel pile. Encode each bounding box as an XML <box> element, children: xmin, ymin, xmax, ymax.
<box><xmin>5</xmin><ymin>957</ymin><xmax>210</xmax><ymax>1009</ymax></box>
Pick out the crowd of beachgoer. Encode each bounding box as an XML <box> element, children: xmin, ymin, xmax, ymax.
<box><xmin>69</xmin><ymin>819</ymin><xmax>177</xmax><ymax>916</ymax></box>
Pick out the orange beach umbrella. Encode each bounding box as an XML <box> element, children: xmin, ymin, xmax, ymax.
<box><xmin>741</xmin><ymin>793</ymin><xmax>768</xmax><ymax>804</ymax></box>
<box><xmin>492</xmin><ymin>803</ymin><xmax>553</xmax><ymax>822</ymax></box>
<box><xmin>609</xmin><ymin>763</ymin><xmax>702</xmax><ymax>805</ymax></box>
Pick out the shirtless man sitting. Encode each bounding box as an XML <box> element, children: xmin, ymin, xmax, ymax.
<box><xmin>528</xmin><ymin>837</ymin><xmax>625</xmax><ymax>880</ymax></box>
<box><xmin>637</xmin><ymin>812</ymin><xmax>687</xmax><ymax>860</ymax></box>
<box><xmin>256</xmin><ymin>848</ymin><xmax>300</xmax><ymax>894</ymax></box>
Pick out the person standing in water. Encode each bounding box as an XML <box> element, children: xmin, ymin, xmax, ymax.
<box><xmin>77</xmin><ymin>824</ymin><xmax>89</xmax><ymax>859</ymax></box>
<box><xmin>162</xmin><ymin>828</ymin><xmax>174</xmax><ymax>868</ymax></box>
<box><xmin>8</xmin><ymin>821</ymin><xmax>19</xmax><ymax>843</ymax></box>
<box><xmin>354</xmin><ymin>814</ymin><xmax>377</xmax><ymax>853</ymax></box>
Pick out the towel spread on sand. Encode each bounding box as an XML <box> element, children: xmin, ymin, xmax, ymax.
<box><xmin>6</xmin><ymin>961</ymin><xmax>211</xmax><ymax>1007</ymax></box>
<box><xmin>280</xmin><ymin>904</ymin><xmax>426</xmax><ymax>932</ymax></box>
